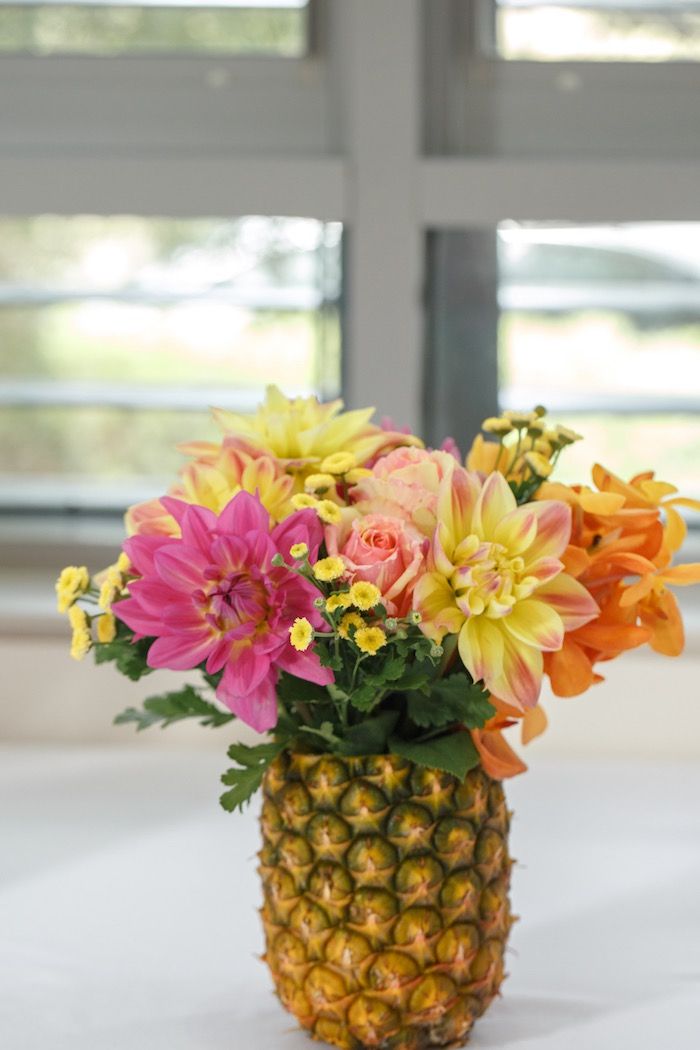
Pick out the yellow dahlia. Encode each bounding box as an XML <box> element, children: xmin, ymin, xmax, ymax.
<box><xmin>211</xmin><ymin>385</ymin><xmax>422</xmax><ymax>474</ymax></box>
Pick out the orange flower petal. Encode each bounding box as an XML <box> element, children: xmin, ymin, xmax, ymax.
<box><xmin>573</xmin><ymin>621</ymin><xmax>651</xmax><ymax>653</ymax></box>
<box><xmin>544</xmin><ymin>638</ymin><xmax>596</xmax><ymax>697</ymax></box>
<box><xmin>471</xmin><ymin>727</ymin><xmax>527</xmax><ymax>779</ymax></box>
<box><xmin>640</xmin><ymin>588</ymin><xmax>685</xmax><ymax>657</ymax></box>
<box><xmin>522</xmin><ymin>704</ymin><xmax>548</xmax><ymax>745</ymax></box>
<box><xmin>659</xmin><ymin>562</ymin><xmax>700</xmax><ymax>586</ymax></box>
<box><xmin>562</xmin><ymin>544</ymin><xmax>591</xmax><ymax>578</ymax></box>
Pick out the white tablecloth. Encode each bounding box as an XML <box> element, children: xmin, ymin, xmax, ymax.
<box><xmin>1</xmin><ymin>747</ymin><xmax>698</xmax><ymax>1050</ymax></box>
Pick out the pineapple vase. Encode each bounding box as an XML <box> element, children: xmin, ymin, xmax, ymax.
<box><xmin>259</xmin><ymin>752</ymin><xmax>513</xmax><ymax>1050</ymax></box>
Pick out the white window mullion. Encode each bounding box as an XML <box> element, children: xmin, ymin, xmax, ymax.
<box><xmin>330</xmin><ymin>0</ymin><xmax>423</xmax><ymax>433</ymax></box>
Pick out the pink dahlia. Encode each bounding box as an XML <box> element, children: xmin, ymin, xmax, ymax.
<box><xmin>113</xmin><ymin>492</ymin><xmax>333</xmax><ymax>732</ymax></box>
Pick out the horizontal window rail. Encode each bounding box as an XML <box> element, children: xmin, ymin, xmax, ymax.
<box><xmin>499</xmin><ymin>282</ymin><xmax>700</xmax><ymax>314</ymax></box>
<box><xmin>500</xmin><ymin>388</ymin><xmax>700</xmax><ymax>415</ymax></box>
<box><xmin>0</xmin><ymin>379</ymin><xmax>315</xmax><ymax>410</ymax></box>
<box><xmin>0</xmin><ymin>285</ymin><xmax>328</xmax><ymax>310</ymax></box>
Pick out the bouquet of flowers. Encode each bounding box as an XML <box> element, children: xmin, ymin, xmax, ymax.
<box><xmin>57</xmin><ymin>387</ymin><xmax>700</xmax><ymax>1050</ymax></box>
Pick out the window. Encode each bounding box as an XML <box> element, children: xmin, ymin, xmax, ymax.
<box><xmin>0</xmin><ymin>215</ymin><xmax>342</xmax><ymax>512</ymax></box>
<box><xmin>499</xmin><ymin>222</ymin><xmax>700</xmax><ymax>495</ymax></box>
<box><xmin>0</xmin><ymin>0</ymin><xmax>310</xmax><ymax>56</ymax></box>
<box><xmin>425</xmin><ymin>222</ymin><xmax>700</xmax><ymax>506</ymax></box>
<box><xmin>493</xmin><ymin>1</ymin><xmax>700</xmax><ymax>62</ymax></box>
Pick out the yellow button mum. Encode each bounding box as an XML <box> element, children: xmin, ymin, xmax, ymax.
<box><xmin>524</xmin><ymin>451</ymin><xmax>553</xmax><ymax>478</ymax></box>
<box><xmin>338</xmin><ymin>612</ymin><xmax>365</xmax><ymax>639</ymax></box>
<box><xmin>292</xmin><ymin>493</ymin><xmax>319</xmax><ymax>511</ymax></box>
<box><xmin>68</xmin><ymin>605</ymin><xmax>87</xmax><ymax>631</ymax></box>
<box><xmin>70</xmin><ymin>626</ymin><xmax>92</xmax><ymax>661</ymax></box>
<box><xmin>326</xmin><ymin>592</ymin><xmax>353</xmax><ymax>613</ymax></box>
<box><xmin>316</xmin><ymin>500</ymin><xmax>342</xmax><ymax>525</ymax></box>
<box><xmin>313</xmin><ymin>557</ymin><xmax>346</xmax><ymax>582</ymax></box>
<box><xmin>97</xmin><ymin>612</ymin><xmax>117</xmax><ymax>644</ymax></box>
<box><xmin>289</xmin><ymin>617</ymin><xmax>313</xmax><ymax>652</ymax></box>
<box><xmin>290</xmin><ymin>542</ymin><xmax>309</xmax><ymax>559</ymax></box>
<box><xmin>349</xmin><ymin>581</ymin><xmax>382</xmax><ymax>610</ymax></box>
<box><xmin>55</xmin><ymin>565</ymin><xmax>90</xmax><ymax>613</ymax></box>
<box><xmin>305</xmin><ymin>473</ymin><xmax>337</xmax><ymax>493</ymax></box>
<box><xmin>354</xmin><ymin>626</ymin><xmax>387</xmax><ymax>655</ymax></box>
<box><xmin>321</xmin><ymin>451</ymin><xmax>356</xmax><ymax>475</ymax></box>
<box><xmin>481</xmin><ymin>417</ymin><xmax>513</xmax><ymax>437</ymax></box>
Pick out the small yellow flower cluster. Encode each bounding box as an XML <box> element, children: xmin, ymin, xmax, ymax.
<box><xmin>348</xmin><ymin>581</ymin><xmax>381</xmax><ymax>610</ymax></box>
<box><xmin>304</xmin><ymin>472</ymin><xmax>336</xmax><ymax>495</ymax></box>
<box><xmin>313</xmin><ymin>557</ymin><xmax>346</xmax><ymax>582</ymax></box>
<box><xmin>355</xmin><ymin>626</ymin><xmax>387</xmax><ymax>655</ymax></box>
<box><xmin>338</xmin><ymin>611</ymin><xmax>365</xmax><ymax>639</ymax></box>
<box><xmin>337</xmin><ymin>613</ymin><xmax>387</xmax><ymax>654</ymax></box>
<box><xmin>325</xmin><ymin>592</ymin><xmax>352</xmax><ymax>613</ymax></box>
<box><xmin>289</xmin><ymin>617</ymin><xmax>313</xmax><ymax>652</ymax></box>
<box><xmin>55</xmin><ymin>565</ymin><xmax>90</xmax><ymax>613</ymax></box>
<box><xmin>97</xmin><ymin>612</ymin><xmax>117</xmax><ymax>644</ymax></box>
<box><xmin>479</xmin><ymin>408</ymin><xmax>583</xmax><ymax>483</ymax></box>
<box><xmin>68</xmin><ymin>605</ymin><xmax>92</xmax><ymax>661</ymax></box>
<box><xmin>291</xmin><ymin>493</ymin><xmax>342</xmax><ymax>525</ymax></box>
<box><xmin>290</xmin><ymin>542</ymin><xmax>309</xmax><ymax>560</ymax></box>
<box><xmin>320</xmin><ymin>452</ymin><xmax>356</xmax><ymax>475</ymax></box>
<box><xmin>97</xmin><ymin>552</ymin><xmax>131</xmax><ymax>611</ymax></box>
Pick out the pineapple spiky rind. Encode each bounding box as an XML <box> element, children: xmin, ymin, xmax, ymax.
<box><xmin>259</xmin><ymin>753</ymin><xmax>513</xmax><ymax>1050</ymax></box>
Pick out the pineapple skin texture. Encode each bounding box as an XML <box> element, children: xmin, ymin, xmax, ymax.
<box><xmin>259</xmin><ymin>752</ymin><xmax>513</xmax><ymax>1050</ymax></box>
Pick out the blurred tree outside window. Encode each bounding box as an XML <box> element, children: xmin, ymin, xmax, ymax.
<box><xmin>495</xmin><ymin>1</ymin><xmax>700</xmax><ymax>62</ymax></box>
<box><xmin>0</xmin><ymin>215</ymin><xmax>342</xmax><ymax>510</ymax></box>
<box><xmin>498</xmin><ymin>222</ymin><xmax>700</xmax><ymax>499</ymax></box>
<box><xmin>0</xmin><ymin>0</ymin><xmax>309</xmax><ymax>56</ymax></box>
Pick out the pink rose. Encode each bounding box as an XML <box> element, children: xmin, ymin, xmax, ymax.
<box><xmin>351</xmin><ymin>447</ymin><xmax>457</xmax><ymax>536</ymax></box>
<box><xmin>326</xmin><ymin>513</ymin><xmax>428</xmax><ymax>617</ymax></box>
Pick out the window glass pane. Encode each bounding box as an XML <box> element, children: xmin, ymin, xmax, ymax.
<box><xmin>496</xmin><ymin>1</ymin><xmax>700</xmax><ymax>62</ymax></box>
<box><xmin>0</xmin><ymin>214</ymin><xmax>342</xmax><ymax>510</ymax></box>
<box><xmin>0</xmin><ymin>0</ymin><xmax>309</xmax><ymax>56</ymax></box>
<box><xmin>498</xmin><ymin>221</ymin><xmax>700</xmax><ymax>496</ymax></box>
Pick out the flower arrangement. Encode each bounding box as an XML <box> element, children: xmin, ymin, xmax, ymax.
<box><xmin>57</xmin><ymin>386</ymin><xmax>700</xmax><ymax>798</ymax></box>
<box><xmin>57</xmin><ymin>386</ymin><xmax>700</xmax><ymax>1049</ymax></box>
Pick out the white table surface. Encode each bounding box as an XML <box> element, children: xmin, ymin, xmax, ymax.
<box><xmin>1</xmin><ymin>746</ymin><xmax>699</xmax><ymax>1050</ymax></box>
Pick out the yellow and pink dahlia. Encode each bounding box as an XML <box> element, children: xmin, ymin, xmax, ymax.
<box><xmin>414</xmin><ymin>470</ymin><xmax>598</xmax><ymax>708</ymax></box>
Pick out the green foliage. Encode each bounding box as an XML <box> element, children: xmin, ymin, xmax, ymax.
<box><xmin>93</xmin><ymin>629</ymin><xmax>153</xmax><ymax>681</ymax></box>
<box><xmin>114</xmin><ymin>685</ymin><xmax>235</xmax><ymax>731</ymax></box>
<box><xmin>389</xmin><ymin>731</ymin><xmax>481</xmax><ymax>780</ymax></box>
<box><xmin>220</xmin><ymin>741</ymin><xmax>286</xmax><ymax>813</ymax></box>
<box><xmin>337</xmin><ymin>711</ymin><xmax>399</xmax><ymax>756</ymax></box>
<box><xmin>406</xmin><ymin>675</ymin><xmax>495</xmax><ymax>730</ymax></box>
<box><xmin>276</xmin><ymin>673</ymin><xmax>331</xmax><ymax>708</ymax></box>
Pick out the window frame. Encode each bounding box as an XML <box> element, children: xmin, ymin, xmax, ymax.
<box><xmin>2</xmin><ymin>0</ymin><xmax>700</xmax><ymax>595</ymax></box>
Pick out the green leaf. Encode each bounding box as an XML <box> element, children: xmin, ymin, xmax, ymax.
<box><xmin>407</xmin><ymin>675</ymin><xmax>495</xmax><ymax>730</ymax></box>
<box><xmin>348</xmin><ymin>681</ymin><xmax>382</xmax><ymax>712</ymax></box>
<box><xmin>297</xmin><ymin>721</ymin><xmax>341</xmax><ymax>747</ymax></box>
<box><xmin>338</xmin><ymin>711</ymin><xmax>399</xmax><ymax>756</ymax></box>
<box><xmin>317</xmin><ymin>646</ymin><xmax>343</xmax><ymax>671</ymax></box>
<box><xmin>114</xmin><ymin>685</ymin><xmax>235</xmax><ymax>731</ymax></box>
<box><xmin>94</xmin><ymin>633</ymin><xmax>153</xmax><ymax>681</ymax></box>
<box><xmin>276</xmin><ymin>672</ymin><xmax>330</xmax><ymax>706</ymax></box>
<box><xmin>220</xmin><ymin>740</ymin><xmax>286</xmax><ymax>813</ymax></box>
<box><xmin>391</xmin><ymin>667</ymin><xmax>433</xmax><ymax>693</ymax></box>
<box><xmin>380</xmin><ymin>655</ymin><xmax>406</xmax><ymax>682</ymax></box>
<box><xmin>389</xmin><ymin>731</ymin><xmax>480</xmax><ymax>780</ymax></box>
